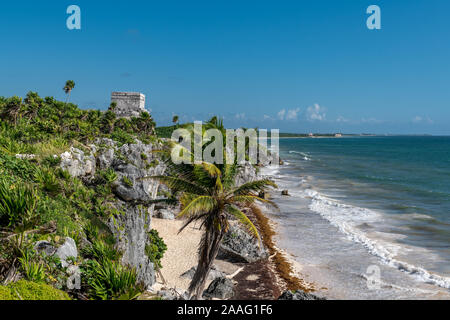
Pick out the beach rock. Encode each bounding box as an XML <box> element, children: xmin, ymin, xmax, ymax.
<box><xmin>181</xmin><ymin>265</ymin><xmax>225</xmax><ymax>280</ymax></box>
<box><xmin>218</xmin><ymin>225</ymin><xmax>268</xmax><ymax>263</ymax></box>
<box><xmin>203</xmin><ymin>277</ymin><xmax>235</xmax><ymax>300</ymax></box>
<box><xmin>55</xmin><ymin>237</ymin><xmax>77</xmax><ymax>268</ymax></box>
<box><xmin>155</xmin><ymin>208</ymin><xmax>175</xmax><ymax>220</ymax></box>
<box><xmin>34</xmin><ymin>240</ymin><xmax>56</xmax><ymax>256</ymax></box>
<box><xmin>157</xmin><ymin>288</ymin><xmax>189</xmax><ymax>300</ymax></box>
<box><xmin>278</xmin><ymin>290</ymin><xmax>326</xmax><ymax>300</ymax></box>
<box><xmin>281</xmin><ymin>190</ymin><xmax>289</xmax><ymax>196</ymax></box>
<box><xmin>258</xmin><ymin>191</ymin><xmax>271</xmax><ymax>200</ymax></box>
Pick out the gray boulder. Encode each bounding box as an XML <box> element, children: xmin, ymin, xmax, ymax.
<box><xmin>34</xmin><ymin>241</ymin><xmax>56</xmax><ymax>256</ymax></box>
<box><xmin>181</xmin><ymin>266</ymin><xmax>225</xmax><ymax>281</ymax></box>
<box><xmin>218</xmin><ymin>225</ymin><xmax>268</xmax><ymax>263</ymax></box>
<box><xmin>55</xmin><ymin>237</ymin><xmax>78</xmax><ymax>268</ymax></box>
<box><xmin>278</xmin><ymin>290</ymin><xmax>326</xmax><ymax>300</ymax></box>
<box><xmin>157</xmin><ymin>288</ymin><xmax>189</xmax><ymax>300</ymax></box>
<box><xmin>203</xmin><ymin>277</ymin><xmax>235</xmax><ymax>300</ymax></box>
<box><xmin>60</xmin><ymin>147</ymin><xmax>96</xmax><ymax>180</ymax></box>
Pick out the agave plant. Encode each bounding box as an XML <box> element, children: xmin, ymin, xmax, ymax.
<box><xmin>148</xmin><ymin>155</ymin><xmax>277</xmax><ymax>299</ymax></box>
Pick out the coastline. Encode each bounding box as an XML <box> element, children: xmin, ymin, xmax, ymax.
<box><xmin>147</xmin><ymin>206</ymin><xmax>316</xmax><ymax>300</ymax></box>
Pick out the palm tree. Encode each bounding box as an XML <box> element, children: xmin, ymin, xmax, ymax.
<box><xmin>172</xmin><ymin>115</ymin><xmax>179</xmax><ymax>127</ymax></box>
<box><xmin>150</xmin><ymin>157</ymin><xmax>277</xmax><ymax>299</ymax></box>
<box><xmin>63</xmin><ymin>80</ymin><xmax>75</xmax><ymax>103</ymax></box>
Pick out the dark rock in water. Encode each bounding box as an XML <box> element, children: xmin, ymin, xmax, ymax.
<box><xmin>278</xmin><ymin>290</ymin><xmax>326</xmax><ymax>300</ymax></box>
<box><xmin>217</xmin><ymin>225</ymin><xmax>268</xmax><ymax>263</ymax></box>
<box><xmin>34</xmin><ymin>241</ymin><xmax>56</xmax><ymax>256</ymax></box>
<box><xmin>203</xmin><ymin>277</ymin><xmax>235</xmax><ymax>300</ymax></box>
<box><xmin>281</xmin><ymin>190</ymin><xmax>289</xmax><ymax>196</ymax></box>
<box><xmin>181</xmin><ymin>265</ymin><xmax>225</xmax><ymax>280</ymax></box>
<box><xmin>279</xmin><ymin>158</ymin><xmax>284</xmax><ymax>165</ymax></box>
<box><xmin>258</xmin><ymin>191</ymin><xmax>271</xmax><ymax>200</ymax></box>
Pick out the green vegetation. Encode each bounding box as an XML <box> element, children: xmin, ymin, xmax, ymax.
<box><xmin>0</xmin><ymin>89</ymin><xmax>160</xmax><ymax>300</ymax></box>
<box><xmin>145</xmin><ymin>229</ymin><xmax>167</xmax><ymax>269</ymax></box>
<box><xmin>149</xmin><ymin>136</ymin><xmax>277</xmax><ymax>299</ymax></box>
<box><xmin>0</xmin><ymin>280</ymin><xmax>70</xmax><ymax>300</ymax></box>
<box><xmin>155</xmin><ymin>125</ymin><xmax>178</xmax><ymax>138</ymax></box>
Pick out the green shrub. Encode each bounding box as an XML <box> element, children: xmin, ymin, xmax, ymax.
<box><xmin>0</xmin><ymin>179</ymin><xmax>39</xmax><ymax>228</ymax></box>
<box><xmin>145</xmin><ymin>229</ymin><xmax>167</xmax><ymax>269</ymax></box>
<box><xmin>4</xmin><ymin>280</ymin><xmax>70</xmax><ymax>300</ymax></box>
<box><xmin>82</xmin><ymin>258</ymin><xmax>144</xmax><ymax>300</ymax></box>
<box><xmin>41</xmin><ymin>155</ymin><xmax>61</xmax><ymax>167</ymax></box>
<box><xmin>122</xmin><ymin>176</ymin><xmax>133</xmax><ymax>188</ymax></box>
<box><xmin>82</xmin><ymin>239</ymin><xmax>121</xmax><ymax>262</ymax></box>
<box><xmin>18</xmin><ymin>250</ymin><xmax>46</xmax><ymax>282</ymax></box>
<box><xmin>34</xmin><ymin>168</ymin><xmax>61</xmax><ymax>195</ymax></box>
<box><xmin>0</xmin><ymin>285</ymin><xmax>13</xmax><ymax>300</ymax></box>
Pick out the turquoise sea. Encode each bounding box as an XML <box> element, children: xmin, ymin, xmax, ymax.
<box><xmin>263</xmin><ymin>136</ymin><xmax>450</xmax><ymax>299</ymax></box>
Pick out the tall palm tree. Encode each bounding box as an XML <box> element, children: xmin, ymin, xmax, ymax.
<box><xmin>172</xmin><ymin>115</ymin><xmax>179</xmax><ymax>127</ymax></box>
<box><xmin>63</xmin><ymin>80</ymin><xmax>75</xmax><ymax>103</ymax></box>
<box><xmin>150</xmin><ymin>157</ymin><xmax>277</xmax><ymax>299</ymax></box>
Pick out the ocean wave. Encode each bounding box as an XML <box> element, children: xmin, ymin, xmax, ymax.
<box><xmin>305</xmin><ymin>189</ymin><xmax>450</xmax><ymax>289</ymax></box>
<box><xmin>289</xmin><ymin>150</ymin><xmax>310</xmax><ymax>161</ymax></box>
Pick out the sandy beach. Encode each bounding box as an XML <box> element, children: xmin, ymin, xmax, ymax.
<box><xmin>150</xmin><ymin>204</ymin><xmax>314</xmax><ymax>299</ymax></box>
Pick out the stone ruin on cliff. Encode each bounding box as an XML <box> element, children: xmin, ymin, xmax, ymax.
<box><xmin>110</xmin><ymin>92</ymin><xmax>147</xmax><ymax>118</ymax></box>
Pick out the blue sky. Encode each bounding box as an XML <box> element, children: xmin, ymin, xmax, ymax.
<box><xmin>1</xmin><ymin>0</ymin><xmax>449</xmax><ymax>134</ymax></box>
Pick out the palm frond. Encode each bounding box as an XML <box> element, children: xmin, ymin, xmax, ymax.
<box><xmin>230</xmin><ymin>195</ymin><xmax>279</xmax><ymax>209</ymax></box>
<box><xmin>226</xmin><ymin>205</ymin><xmax>261</xmax><ymax>246</ymax></box>
<box><xmin>231</xmin><ymin>179</ymin><xmax>277</xmax><ymax>196</ymax></box>
<box><xmin>177</xmin><ymin>195</ymin><xmax>216</xmax><ymax>219</ymax></box>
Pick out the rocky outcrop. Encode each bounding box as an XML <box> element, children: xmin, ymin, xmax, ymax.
<box><xmin>157</xmin><ymin>288</ymin><xmax>189</xmax><ymax>300</ymax></box>
<box><xmin>107</xmin><ymin>201</ymin><xmax>155</xmax><ymax>288</ymax></box>
<box><xmin>217</xmin><ymin>225</ymin><xmax>268</xmax><ymax>263</ymax></box>
<box><xmin>33</xmin><ymin>238</ymin><xmax>77</xmax><ymax>268</ymax></box>
<box><xmin>234</xmin><ymin>162</ymin><xmax>259</xmax><ymax>186</ymax></box>
<box><xmin>34</xmin><ymin>241</ymin><xmax>56</xmax><ymax>256</ymax></box>
<box><xmin>203</xmin><ymin>277</ymin><xmax>235</xmax><ymax>299</ymax></box>
<box><xmin>60</xmin><ymin>138</ymin><xmax>166</xmax><ymax>288</ymax></box>
<box><xmin>55</xmin><ymin>237</ymin><xmax>78</xmax><ymax>268</ymax></box>
<box><xmin>278</xmin><ymin>290</ymin><xmax>325</xmax><ymax>300</ymax></box>
<box><xmin>181</xmin><ymin>265</ymin><xmax>225</xmax><ymax>281</ymax></box>
<box><xmin>60</xmin><ymin>147</ymin><xmax>96</xmax><ymax>180</ymax></box>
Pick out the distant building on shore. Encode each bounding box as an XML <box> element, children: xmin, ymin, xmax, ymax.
<box><xmin>335</xmin><ymin>133</ymin><xmax>342</xmax><ymax>137</ymax></box>
<box><xmin>308</xmin><ymin>133</ymin><xmax>314</xmax><ymax>137</ymax></box>
<box><xmin>111</xmin><ymin>92</ymin><xmax>147</xmax><ymax>118</ymax></box>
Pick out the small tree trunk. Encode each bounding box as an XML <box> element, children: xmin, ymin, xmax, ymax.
<box><xmin>189</xmin><ymin>230</ymin><xmax>225</xmax><ymax>299</ymax></box>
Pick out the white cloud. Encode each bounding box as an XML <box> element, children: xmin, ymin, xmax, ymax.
<box><xmin>336</xmin><ymin>115</ymin><xmax>349</xmax><ymax>123</ymax></box>
<box><xmin>277</xmin><ymin>108</ymin><xmax>301</xmax><ymax>120</ymax></box>
<box><xmin>235</xmin><ymin>113</ymin><xmax>246</xmax><ymax>120</ymax></box>
<box><xmin>277</xmin><ymin>109</ymin><xmax>286</xmax><ymax>120</ymax></box>
<box><xmin>263</xmin><ymin>114</ymin><xmax>273</xmax><ymax>120</ymax></box>
<box><xmin>307</xmin><ymin>104</ymin><xmax>326</xmax><ymax>121</ymax></box>
<box><xmin>286</xmin><ymin>108</ymin><xmax>301</xmax><ymax>120</ymax></box>
<box><xmin>412</xmin><ymin>116</ymin><xmax>433</xmax><ymax>124</ymax></box>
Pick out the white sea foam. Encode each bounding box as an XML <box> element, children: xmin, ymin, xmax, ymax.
<box><xmin>305</xmin><ymin>189</ymin><xmax>450</xmax><ymax>289</ymax></box>
<box><xmin>289</xmin><ymin>150</ymin><xmax>310</xmax><ymax>161</ymax></box>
